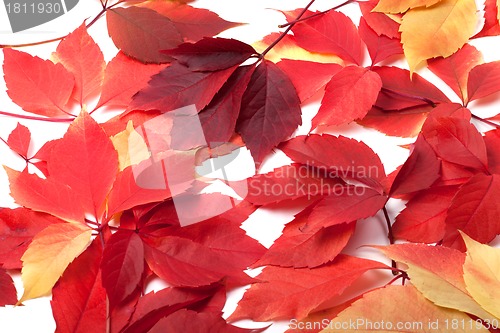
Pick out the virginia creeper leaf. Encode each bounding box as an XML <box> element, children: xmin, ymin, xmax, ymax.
<box><xmin>0</xmin><ymin>268</ymin><xmax>17</xmax><ymax>306</ymax></box>
<box><xmin>358</xmin><ymin>0</ymin><xmax>401</xmax><ymax>38</ymax></box>
<box><xmin>3</xmin><ymin>49</ymin><xmax>74</xmax><ymax>117</ymax></box>
<box><xmin>400</xmin><ymin>0</ymin><xmax>477</xmax><ymax>73</ymax></box>
<box><xmin>229</xmin><ymin>255</ymin><xmax>387</xmax><ymax>321</ymax></box>
<box><xmin>51</xmin><ymin>238</ymin><xmax>106</xmax><ymax>333</ymax></box>
<box><xmin>101</xmin><ymin>230</ymin><xmax>145</xmax><ymax>308</ymax></box>
<box><xmin>52</xmin><ymin>24</ymin><xmax>105</xmax><ymax>105</ymax></box>
<box><xmin>19</xmin><ymin>223</ymin><xmax>92</xmax><ymax>303</ymax></box>
<box><xmin>467</xmin><ymin>61</ymin><xmax>500</xmax><ymax>102</ymax></box>
<box><xmin>474</xmin><ymin>0</ymin><xmax>500</xmax><ymax>38</ymax></box>
<box><xmin>313</xmin><ymin>66</ymin><xmax>382</xmax><ymax>128</ymax></box>
<box><xmin>106</xmin><ymin>6</ymin><xmax>183</xmax><ymax>63</ymax></box>
<box><xmin>7</xmin><ymin>123</ymin><xmax>31</xmax><ymax>158</ymax></box>
<box><xmin>485</xmin><ymin>129</ymin><xmax>500</xmax><ymax>174</ymax></box>
<box><xmin>236</xmin><ymin>59</ymin><xmax>302</xmax><ymax>163</ymax></box>
<box><xmin>358</xmin><ymin>18</ymin><xmax>403</xmax><ymax>66</ymax></box>
<box><xmin>162</xmin><ymin>37</ymin><xmax>256</xmax><ymax>71</ymax></box>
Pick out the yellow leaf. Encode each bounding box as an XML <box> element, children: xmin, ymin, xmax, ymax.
<box><xmin>19</xmin><ymin>223</ymin><xmax>92</xmax><ymax>303</ymax></box>
<box><xmin>111</xmin><ymin>120</ymin><xmax>150</xmax><ymax>171</ymax></box>
<box><xmin>462</xmin><ymin>233</ymin><xmax>500</xmax><ymax>319</ymax></box>
<box><xmin>400</xmin><ymin>0</ymin><xmax>477</xmax><ymax>73</ymax></box>
<box><xmin>374</xmin><ymin>0</ymin><xmax>443</xmax><ymax>13</ymax></box>
<box><xmin>377</xmin><ymin>244</ymin><xmax>495</xmax><ymax>321</ymax></box>
<box><xmin>320</xmin><ymin>285</ymin><xmax>488</xmax><ymax>333</ymax></box>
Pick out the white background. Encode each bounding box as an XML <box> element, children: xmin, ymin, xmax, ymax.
<box><xmin>0</xmin><ymin>0</ymin><xmax>499</xmax><ymax>332</ymax></box>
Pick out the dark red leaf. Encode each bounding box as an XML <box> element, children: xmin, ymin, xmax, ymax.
<box><xmin>101</xmin><ymin>230</ymin><xmax>145</xmax><ymax>308</ymax></box>
<box><xmin>162</xmin><ymin>37</ymin><xmax>256</xmax><ymax>71</ymax></box>
<box><xmin>279</xmin><ymin>134</ymin><xmax>387</xmax><ymax>192</ymax></box>
<box><xmin>47</xmin><ymin>111</ymin><xmax>118</xmax><ymax>217</ymax></box>
<box><xmin>143</xmin><ymin>2</ymin><xmax>241</xmax><ymax>42</ymax></box>
<box><xmin>393</xmin><ymin>186</ymin><xmax>458</xmax><ymax>243</ymax></box>
<box><xmin>0</xmin><ymin>208</ymin><xmax>63</xmax><ymax>270</ymax></box>
<box><xmin>51</xmin><ymin>239</ymin><xmax>106</xmax><ymax>333</ymax></box>
<box><xmin>236</xmin><ymin>59</ymin><xmax>302</xmax><ymax>163</ymax></box>
<box><xmin>96</xmin><ymin>52</ymin><xmax>167</xmax><ymax>109</ymax></box>
<box><xmin>358</xmin><ymin>18</ymin><xmax>403</xmax><ymax>65</ymax></box>
<box><xmin>288</xmin><ymin>10</ymin><xmax>363</xmax><ymax>65</ymax></box>
<box><xmin>313</xmin><ymin>66</ymin><xmax>382</xmax><ymax>128</ymax></box>
<box><xmin>106</xmin><ymin>6</ymin><xmax>183</xmax><ymax>63</ymax></box>
<box><xmin>7</xmin><ymin>123</ymin><xmax>31</xmax><ymax>158</ymax></box>
<box><xmin>229</xmin><ymin>255</ymin><xmax>387</xmax><ymax>321</ymax></box>
<box><xmin>253</xmin><ymin>205</ymin><xmax>356</xmax><ymax>268</ymax></box>
<box><xmin>3</xmin><ymin>49</ymin><xmax>74</xmax><ymax>117</ymax></box>
<box><xmin>428</xmin><ymin>44</ymin><xmax>483</xmax><ymax>104</ymax></box>
<box><xmin>422</xmin><ymin>116</ymin><xmax>488</xmax><ymax>172</ymax></box>
<box><xmin>53</xmin><ymin>24</ymin><xmax>105</xmax><ymax>104</ymax></box>
<box><xmin>390</xmin><ymin>134</ymin><xmax>440</xmax><ymax>196</ymax></box>
<box><xmin>198</xmin><ymin>65</ymin><xmax>255</xmax><ymax>145</ymax></box>
<box><xmin>276</xmin><ymin>59</ymin><xmax>342</xmax><ymax>103</ymax></box>
<box><xmin>150</xmin><ymin>309</ymin><xmax>265</xmax><ymax>333</ymax></box>
<box><xmin>128</xmin><ymin>62</ymin><xmax>237</xmax><ymax>113</ymax></box>
<box><xmin>467</xmin><ymin>61</ymin><xmax>500</xmax><ymax>102</ymax></box>
<box><xmin>443</xmin><ymin>174</ymin><xmax>500</xmax><ymax>250</ymax></box>
<box><xmin>358</xmin><ymin>0</ymin><xmax>401</xmax><ymax>38</ymax></box>
<box><xmin>0</xmin><ymin>268</ymin><xmax>17</xmax><ymax>306</ymax></box>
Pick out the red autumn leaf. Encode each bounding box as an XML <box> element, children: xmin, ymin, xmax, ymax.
<box><xmin>358</xmin><ymin>18</ymin><xmax>403</xmax><ymax>65</ymax></box>
<box><xmin>422</xmin><ymin>116</ymin><xmax>488</xmax><ymax>172</ymax></box>
<box><xmin>277</xmin><ymin>59</ymin><xmax>342</xmax><ymax>103</ymax></box>
<box><xmin>393</xmin><ymin>186</ymin><xmax>458</xmax><ymax>243</ymax></box>
<box><xmin>253</xmin><ymin>205</ymin><xmax>356</xmax><ymax>268</ymax></box>
<box><xmin>109</xmin><ymin>288</ymin><xmax>142</xmax><ymax>333</ymax></box>
<box><xmin>467</xmin><ymin>60</ymin><xmax>500</xmax><ymax>102</ymax></box>
<box><xmin>438</xmin><ymin>161</ymin><xmax>477</xmax><ymax>187</ymax></box>
<box><xmin>485</xmin><ymin>129</ymin><xmax>500</xmax><ymax>174</ymax></box>
<box><xmin>2</xmin><ymin>49</ymin><xmax>74</xmax><ymax>117</ymax></box>
<box><xmin>106</xmin><ymin>6</ymin><xmax>183</xmax><ymax>63</ymax></box>
<box><xmin>279</xmin><ymin>134</ymin><xmax>387</xmax><ymax>192</ymax></box>
<box><xmin>7</xmin><ymin>123</ymin><xmax>31</xmax><ymax>158</ymax></box>
<box><xmin>0</xmin><ymin>208</ymin><xmax>63</xmax><ymax>270</ymax></box>
<box><xmin>198</xmin><ymin>65</ymin><xmax>255</xmax><ymax>145</ymax></box>
<box><xmin>358</xmin><ymin>0</ymin><xmax>401</xmax><ymax>38</ymax></box>
<box><xmin>229</xmin><ymin>255</ymin><xmax>387</xmax><ymax>321</ymax></box>
<box><xmin>150</xmin><ymin>309</ymin><xmax>265</xmax><ymax>333</ymax></box>
<box><xmin>246</xmin><ymin>164</ymin><xmax>344</xmax><ymax>205</ymax></box>
<box><xmin>474</xmin><ymin>0</ymin><xmax>500</xmax><ymax>38</ymax></box>
<box><xmin>162</xmin><ymin>37</ymin><xmax>256</xmax><ymax>71</ymax></box>
<box><xmin>52</xmin><ymin>24</ymin><xmax>105</xmax><ymax>105</ymax></box>
<box><xmin>106</xmin><ymin>163</ymin><xmax>173</xmax><ymax>216</ymax></box>
<box><xmin>288</xmin><ymin>9</ymin><xmax>363</xmax><ymax>65</ymax></box>
<box><xmin>443</xmin><ymin>174</ymin><xmax>500</xmax><ymax>249</ymax></box>
<box><xmin>427</xmin><ymin>44</ymin><xmax>483</xmax><ymax>104</ymax></box>
<box><xmin>96</xmin><ymin>52</ymin><xmax>167</xmax><ymax>109</ymax></box>
<box><xmin>128</xmin><ymin>62</ymin><xmax>237</xmax><ymax>113</ymax></box>
<box><xmin>143</xmin><ymin>2</ymin><xmax>241</xmax><ymax>42</ymax></box>
<box><xmin>389</xmin><ymin>134</ymin><xmax>440</xmax><ymax>196</ymax></box>
<box><xmin>236</xmin><ymin>59</ymin><xmax>302</xmax><ymax>163</ymax></box>
<box><xmin>0</xmin><ymin>268</ymin><xmax>17</xmax><ymax>306</ymax></box>
<box><xmin>101</xmin><ymin>230</ymin><xmax>145</xmax><ymax>308</ymax></box>
<box><xmin>142</xmin><ymin>217</ymin><xmax>263</xmax><ymax>287</ymax></box>
<box><xmin>313</xmin><ymin>66</ymin><xmax>382</xmax><ymax>128</ymax></box>
<box><xmin>47</xmin><ymin>111</ymin><xmax>118</xmax><ymax>217</ymax></box>
<box><xmin>121</xmin><ymin>287</ymin><xmax>213</xmax><ymax>333</ymax></box>
<box><xmin>371</xmin><ymin>66</ymin><xmax>450</xmax><ymax>111</ymax></box>
<box><xmin>358</xmin><ymin>107</ymin><xmax>430</xmax><ymax>137</ymax></box>
<box><xmin>307</xmin><ymin>187</ymin><xmax>387</xmax><ymax>231</ymax></box>
<box><xmin>6</xmin><ymin>168</ymin><xmax>85</xmax><ymax>223</ymax></box>
<box><xmin>51</xmin><ymin>239</ymin><xmax>106</xmax><ymax>333</ymax></box>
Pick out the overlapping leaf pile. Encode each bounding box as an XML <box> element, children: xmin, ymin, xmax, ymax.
<box><xmin>1</xmin><ymin>0</ymin><xmax>500</xmax><ymax>331</ymax></box>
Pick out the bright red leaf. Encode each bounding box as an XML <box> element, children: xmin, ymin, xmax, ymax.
<box><xmin>7</xmin><ymin>123</ymin><xmax>31</xmax><ymax>158</ymax></box>
<box><xmin>474</xmin><ymin>0</ymin><xmax>500</xmax><ymax>38</ymax></box>
<box><xmin>3</xmin><ymin>49</ymin><xmax>74</xmax><ymax>117</ymax></box>
<box><xmin>358</xmin><ymin>18</ymin><xmax>403</xmax><ymax>65</ymax></box>
<box><xmin>0</xmin><ymin>268</ymin><xmax>17</xmax><ymax>306</ymax></box>
<box><xmin>485</xmin><ymin>128</ymin><xmax>500</xmax><ymax>174</ymax></box>
<box><xmin>313</xmin><ymin>66</ymin><xmax>382</xmax><ymax>128</ymax></box>
<box><xmin>467</xmin><ymin>60</ymin><xmax>500</xmax><ymax>102</ymax></box>
<box><xmin>358</xmin><ymin>0</ymin><xmax>401</xmax><ymax>38</ymax></box>
<box><xmin>236</xmin><ymin>59</ymin><xmax>302</xmax><ymax>163</ymax></box>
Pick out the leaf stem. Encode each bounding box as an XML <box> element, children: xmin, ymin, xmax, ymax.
<box><xmin>381</xmin><ymin>87</ymin><xmax>437</xmax><ymax>108</ymax></box>
<box><xmin>0</xmin><ymin>110</ymin><xmax>75</xmax><ymax>122</ymax></box>
<box><xmin>278</xmin><ymin>0</ymin><xmax>358</xmax><ymax>28</ymax></box>
<box><xmin>383</xmin><ymin>206</ymin><xmax>398</xmax><ymax>275</ymax></box>
<box><xmin>260</xmin><ymin>0</ymin><xmax>317</xmax><ymax>58</ymax></box>
<box><xmin>471</xmin><ymin>114</ymin><xmax>500</xmax><ymax>129</ymax></box>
